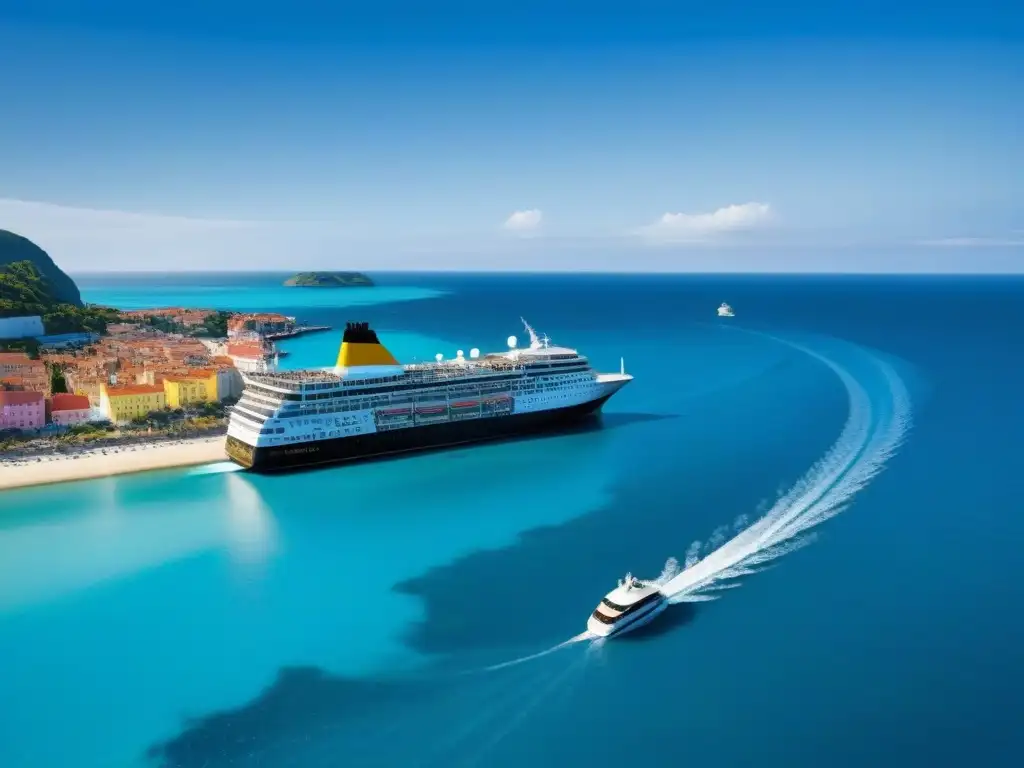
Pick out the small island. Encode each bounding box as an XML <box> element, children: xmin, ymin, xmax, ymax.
<box><xmin>283</xmin><ymin>271</ymin><xmax>374</xmax><ymax>288</ymax></box>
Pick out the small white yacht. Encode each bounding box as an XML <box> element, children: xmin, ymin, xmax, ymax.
<box><xmin>587</xmin><ymin>573</ymin><xmax>668</xmax><ymax>638</ymax></box>
<box><xmin>717</xmin><ymin>302</ymin><xmax>735</xmax><ymax>317</ymax></box>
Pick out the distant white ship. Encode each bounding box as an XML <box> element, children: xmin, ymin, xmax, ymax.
<box><xmin>717</xmin><ymin>302</ymin><xmax>735</xmax><ymax>317</ymax></box>
<box><xmin>586</xmin><ymin>573</ymin><xmax>668</xmax><ymax>638</ymax></box>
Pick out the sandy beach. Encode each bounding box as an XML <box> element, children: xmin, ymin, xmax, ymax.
<box><xmin>0</xmin><ymin>436</ymin><xmax>229</xmax><ymax>491</ymax></box>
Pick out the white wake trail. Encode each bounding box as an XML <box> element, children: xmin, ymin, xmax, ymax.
<box><xmin>661</xmin><ymin>336</ymin><xmax>912</xmax><ymax>603</ymax></box>
<box><xmin>471</xmin><ymin>632</ymin><xmax>592</xmax><ymax>674</ymax></box>
<box><xmin>471</xmin><ymin>334</ymin><xmax>912</xmax><ymax>672</ymax></box>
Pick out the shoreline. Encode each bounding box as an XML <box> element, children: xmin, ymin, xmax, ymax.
<box><xmin>0</xmin><ymin>436</ymin><xmax>230</xmax><ymax>491</ymax></box>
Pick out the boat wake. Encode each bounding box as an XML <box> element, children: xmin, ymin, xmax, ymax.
<box><xmin>188</xmin><ymin>461</ymin><xmax>243</xmax><ymax>476</ymax></box>
<box><xmin>471</xmin><ymin>632</ymin><xmax>592</xmax><ymax>674</ymax></box>
<box><xmin>659</xmin><ymin>332</ymin><xmax>912</xmax><ymax>603</ymax></box>
<box><xmin>473</xmin><ymin>332</ymin><xmax>912</xmax><ymax>674</ymax></box>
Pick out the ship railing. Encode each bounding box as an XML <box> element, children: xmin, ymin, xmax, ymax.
<box><xmin>400</xmin><ymin>363</ymin><xmax>525</xmax><ymax>383</ymax></box>
<box><xmin>244</xmin><ymin>355</ymin><xmax>591</xmax><ymax>393</ymax></box>
<box><xmin>245</xmin><ymin>364</ymin><xmax>522</xmax><ymax>391</ymax></box>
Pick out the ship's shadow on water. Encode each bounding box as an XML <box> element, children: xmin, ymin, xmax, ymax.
<box><xmin>145</xmin><ymin>612</ymin><xmax>704</xmax><ymax>768</ymax></box>
<box><xmin>146</xmin><ymin>666</ymin><xmax>456</xmax><ymax>768</ymax></box>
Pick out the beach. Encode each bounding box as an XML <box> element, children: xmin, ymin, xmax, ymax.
<box><xmin>0</xmin><ymin>436</ymin><xmax>228</xmax><ymax>490</ymax></box>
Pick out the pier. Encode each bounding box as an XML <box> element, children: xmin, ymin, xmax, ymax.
<box><xmin>265</xmin><ymin>324</ymin><xmax>332</xmax><ymax>341</ymax></box>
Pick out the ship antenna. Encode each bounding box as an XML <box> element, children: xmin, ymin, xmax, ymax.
<box><xmin>520</xmin><ymin>317</ymin><xmax>541</xmax><ymax>350</ymax></box>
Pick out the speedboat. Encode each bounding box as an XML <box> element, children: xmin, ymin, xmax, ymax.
<box><xmin>587</xmin><ymin>573</ymin><xmax>668</xmax><ymax>638</ymax></box>
<box><xmin>717</xmin><ymin>302</ymin><xmax>735</xmax><ymax>317</ymax></box>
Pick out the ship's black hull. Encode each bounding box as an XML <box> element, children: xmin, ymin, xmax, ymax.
<box><xmin>226</xmin><ymin>393</ymin><xmax>614</xmax><ymax>472</ymax></box>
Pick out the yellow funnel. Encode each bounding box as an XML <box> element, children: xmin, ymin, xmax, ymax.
<box><xmin>335</xmin><ymin>322</ymin><xmax>399</xmax><ymax>368</ymax></box>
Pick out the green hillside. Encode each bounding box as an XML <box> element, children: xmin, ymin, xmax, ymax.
<box><xmin>0</xmin><ymin>231</ymin><xmax>118</xmax><ymax>336</ymax></box>
<box><xmin>0</xmin><ymin>229</ymin><xmax>82</xmax><ymax>305</ymax></box>
<box><xmin>284</xmin><ymin>271</ymin><xmax>374</xmax><ymax>287</ymax></box>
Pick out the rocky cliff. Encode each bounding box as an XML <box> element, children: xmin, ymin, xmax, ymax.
<box><xmin>0</xmin><ymin>229</ymin><xmax>83</xmax><ymax>307</ymax></box>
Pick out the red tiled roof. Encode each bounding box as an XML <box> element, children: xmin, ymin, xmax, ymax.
<box><xmin>227</xmin><ymin>343</ymin><xmax>266</xmax><ymax>358</ymax></box>
<box><xmin>0</xmin><ymin>352</ymin><xmax>32</xmax><ymax>363</ymax></box>
<box><xmin>49</xmin><ymin>393</ymin><xmax>91</xmax><ymax>411</ymax></box>
<box><xmin>0</xmin><ymin>390</ymin><xmax>44</xmax><ymax>406</ymax></box>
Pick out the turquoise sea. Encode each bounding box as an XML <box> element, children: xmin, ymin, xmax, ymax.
<box><xmin>1</xmin><ymin>272</ymin><xmax>1022</xmax><ymax>767</ymax></box>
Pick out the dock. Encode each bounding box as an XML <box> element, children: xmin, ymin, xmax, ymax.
<box><xmin>265</xmin><ymin>325</ymin><xmax>332</xmax><ymax>341</ymax></box>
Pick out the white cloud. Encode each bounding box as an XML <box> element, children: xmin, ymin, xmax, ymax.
<box><xmin>502</xmin><ymin>208</ymin><xmax>543</xmax><ymax>233</ymax></box>
<box><xmin>916</xmin><ymin>236</ymin><xmax>1024</xmax><ymax>247</ymax></box>
<box><xmin>637</xmin><ymin>202</ymin><xmax>773</xmax><ymax>243</ymax></box>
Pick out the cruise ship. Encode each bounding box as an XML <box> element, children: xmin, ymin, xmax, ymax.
<box><xmin>224</xmin><ymin>319</ymin><xmax>633</xmax><ymax>471</ymax></box>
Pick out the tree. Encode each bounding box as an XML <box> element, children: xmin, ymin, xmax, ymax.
<box><xmin>48</xmin><ymin>362</ymin><xmax>69</xmax><ymax>394</ymax></box>
<box><xmin>194</xmin><ymin>311</ymin><xmax>231</xmax><ymax>338</ymax></box>
<box><xmin>0</xmin><ymin>259</ymin><xmax>118</xmax><ymax>333</ymax></box>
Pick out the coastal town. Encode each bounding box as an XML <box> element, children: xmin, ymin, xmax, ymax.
<box><xmin>0</xmin><ymin>232</ymin><xmax>368</xmax><ymax>488</ymax></box>
<box><xmin>0</xmin><ymin>308</ymin><xmax>323</xmax><ymax>445</ymax></box>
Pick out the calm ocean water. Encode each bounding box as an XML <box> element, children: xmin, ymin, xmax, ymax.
<box><xmin>1</xmin><ymin>272</ymin><xmax>1022</xmax><ymax>768</ymax></box>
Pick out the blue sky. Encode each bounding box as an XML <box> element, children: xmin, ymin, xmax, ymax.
<box><xmin>0</xmin><ymin>1</ymin><xmax>1022</xmax><ymax>272</ymax></box>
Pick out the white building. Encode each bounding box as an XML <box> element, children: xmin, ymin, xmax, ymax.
<box><xmin>216</xmin><ymin>367</ymin><xmax>244</xmax><ymax>401</ymax></box>
<box><xmin>47</xmin><ymin>394</ymin><xmax>93</xmax><ymax>427</ymax></box>
<box><xmin>0</xmin><ymin>315</ymin><xmax>44</xmax><ymax>340</ymax></box>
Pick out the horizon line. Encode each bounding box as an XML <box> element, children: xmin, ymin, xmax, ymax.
<box><xmin>68</xmin><ymin>268</ymin><xmax>1024</xmax><ymax>277</ymax></box>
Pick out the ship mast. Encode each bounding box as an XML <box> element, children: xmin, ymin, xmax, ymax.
<box><xmin>520</xmin><ymin>317</ymin><xmax>542</xmax><ymax>350</ymax></box>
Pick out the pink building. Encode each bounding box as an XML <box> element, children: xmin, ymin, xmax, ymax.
<box><xmin>47</xmin><ymin>393</ymin><xmax>93</xmax><ymax>427</ymax></box>
<box><xmin>0</xmin><ymin>390</ymin><xmax>46</xmax><ymax>431</ymax></box>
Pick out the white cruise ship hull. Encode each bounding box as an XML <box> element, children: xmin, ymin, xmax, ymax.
<box><xmin>226</xmin><ymin>376</ymin><xmax>629</xmax><ymax>472</ymax></box>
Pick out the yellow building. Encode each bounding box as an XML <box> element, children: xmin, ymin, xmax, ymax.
<box><xmin>162</xmin><ymin>369</ymin><xmax>219</xmax><ymax>408</ymax></box>
<box><xmin>100</xmin><ymin>383</ymin><xmax>167</xmax><ymax>424</ymax></box>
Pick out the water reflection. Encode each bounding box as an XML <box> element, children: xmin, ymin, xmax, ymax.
<box><xmin>223</xmin><ymin>472</ymin><xmax>279</xmax><ymax>568</ymax></box>
<box><xmin>0</xmin><ymin>472</ymin><xmax>277</xmax><ymax>613</ymax></box>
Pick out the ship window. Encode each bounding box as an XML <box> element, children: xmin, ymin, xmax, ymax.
<box><xmin>590</xmin><ymin>608</ymin><xmax>619</xmax><ymax>625</ymax></box>
<box><xmin>601</xmin><ymin>592</ymin><xmax>660</xmax><ymax>613</ymax></box>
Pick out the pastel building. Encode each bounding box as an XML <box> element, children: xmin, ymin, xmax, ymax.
<box><xmin>47</xmin><ymin>393</ymin><xmax>93</xmax><ymax>427</ymax></box>
<box><xmin>163</xmin><ymin>370</ymin><xmax>219</xmax><ymax>408</ymax></box>
<box><xmin>227</xmin><ymin>341</ymin><xmax>273</xmax><ymax>373</ymax></box>
<box><xmin>0</xmin><ymin>390</ymin><xmax>45</xmax><ymax>431</ymax></box>
<box><xmin>214</xmin><ymin>363</ymin><xmax>243</xmax><ymax>401</ymax></box>
<box><xmin>100</xmin><ymin>383</ymin><xmax>167</xmax><ymax>424</ymax></box>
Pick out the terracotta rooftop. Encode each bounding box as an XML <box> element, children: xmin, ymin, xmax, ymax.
<box><xmin>49</xmin><ymin>393</ymin><xmax>91</xmax><ymax>411</ymax></box>
<box><xmin>104</xmin><ymin>384</ymin><xmax>165</xmax><ymax>396</ymax></box>
<box><xmin>227</xmin><ymin>343</ymin><xmax>267</xmax><ymax>358</ymax></box>
<box><xmin>0</xmin><ymin>352</ymin><xmax>33</xmax><ymax>363</ymax></box>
